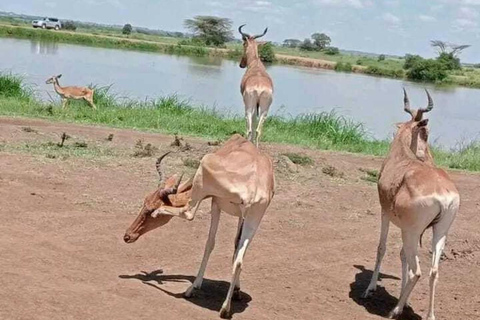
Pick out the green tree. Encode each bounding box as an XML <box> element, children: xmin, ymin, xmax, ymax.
<box><xmin>259</xmin><ymin>42</ymin><xmax>276</xmax><ymax>63</ymax></box>
<box><xmin>406</xmin><ymin>58</ymin><xmax>448</xmax><ymax>82</ymax></box>
<box><xmin>299</xmin><ymin>38</ymin><xmax>315</xmax><ymax>51</ymax></box>
<box><xmin>63</xmin><ymin>21</ymin><xmax>77</xmax><ymax>31</ymax></box>
<box><xmin>311</xmin><ymin>33</ymin><xmax>331</xmax><ymax>50</ymax></box>
<box><xmin>378</xmin><ymin>54</ymin><xmax>386</xmax><ymax>61</ymax></box>
<box><xmin>184</xmin><ymin>16</ymin><xmax>233</xmax><ymax>47</ymax></box>
<box><xmin>436</xmin><ymin>52</ymin><xmax>461</xmax><ymax>70</ymax></box>
<box><xmin>122</xmin><ymin>24</ymin><xmax>132</xmax><ymax>35</ymax></box>
<box><xmin>324</xmin><ymin>46</ymin><xmax>339</xmax><ymax>55</ymax></box>
<box><xmin>403</xmin><ymin>54</ymin><xmax>423</xmax><ymax>69</ymax></box>
<box><xmin>283</xmin><ymin>39</ymin><xmax>301</xmax><ymax>48</ymax></box>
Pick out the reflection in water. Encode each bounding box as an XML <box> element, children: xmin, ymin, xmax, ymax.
<box><xmin>186</xmin><ymin>55</ymin><xmax>224</xmax><ymax>76</ymax></box>
<box><xmin>30</xmin><ymin>40</ymin><xmax>58</xmax><ymax>55</ymax></box>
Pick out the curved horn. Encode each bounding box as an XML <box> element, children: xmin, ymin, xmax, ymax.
<box><xmin>238</xmin><ymin>24</ymin><xmax>250</xmax><ymax>39</ymax></box>
<box><xmin>158</xmin><ymin>172</ymin><xmax>184</xmax><ymax>200</ymax></box>
<box><xmin>403</xmin><ymin>87</ymin><xmax>413</xmax><ymax>117</ymax></box>
<box><xmin>155</xmin><ymin>151</ymin><xmax>171</xmax><ymax>185</ymax></box>
<box><xmin>253</xmin><ymin>27</ymin><xmax>268</xmax><ymax>39</ymax></box>
<box><xmin>419</xmin><ymin>89</ymin><xmax>434</xmax><ymax>113</ymax></box>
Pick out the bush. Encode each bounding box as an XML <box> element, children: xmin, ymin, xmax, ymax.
<box><xmin>323</xmin><ymin>46</ymin><xmax>339</xmax><ymax>55</ymax></box>
<box><xmin>335</xmin><ymin>62</ymin><xmax>352</xmax><ymax>72</ymax></box>
<box><xmin>403</xmin><ymin>54</ymin><xmax>423</xmax><ymax>69</ymax></box>
<box><xmin>406</xmin><ymin>58</ymin><xmax>448</xmax><ymax>82</ymax></box>
<box><xmin>365</xmin><ymin>66</ymin><xmax>404</xmax><ymax>78</ymax></box>
<box><xmin>299</xmin><ymin>38</ymin><xmax>315</xmax><ymax>51</ymax></box>
<box><xmin>63</xmin><ymin>21</ymin><xmax>77</xmax><ymax>31</ymax></box>
<box><xmin>259</xmin><ymin>42</ymin><xmax>276</xmax><ymax>63</ymax></box>
<box><xmin>122</xmin><ymin>24</ymin><xmax>132</xmax><ymax>35</ymax></box>
<box><xmin>437</xmin><ymin>52</ymin><xmax>461</xmax><ymax>71</ymax></box>
<box><xmin>378</xmin><ymin>54</ymin><xmax>386</xmax><ymax>61</ymax></box>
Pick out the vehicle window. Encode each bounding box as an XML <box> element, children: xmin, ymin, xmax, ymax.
<box><xmin>50</xmin><ymin>18</ymin><xmax>58</xmax><ymax>22</ymax></box>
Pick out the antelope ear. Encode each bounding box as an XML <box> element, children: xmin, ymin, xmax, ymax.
<box><xmin>57</xmin><ymin>74</ymin><xmax>62</xmax><ymax>78</ymax></box>
<box><xmin>417</xmin><ymin>119</ymin><xmax>429</xmax><ymax>127</ymax></box>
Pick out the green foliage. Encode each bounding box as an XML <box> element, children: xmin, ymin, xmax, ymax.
<box><xmin>436</xmin><ymin>52</ymin><xmax>461</xmax><ymax>71</ymax></box>
<box><xmin>184</xmin><ymin>16</ymin><xmax>233</xmax><ymax>47</ymax></box>
<box><xmin>365</xmin><ymin>66</ymin><xmax>404</xmax><ymax>78</ymax></box>
<box><xmin>299</xmin><ymin>38</ymin><xmax>315</xmax><ymax>51</ymax></box>
<box><xmin>406</xmin><ymin>58</ymin><xmax>448</xmax><ymax>82</ymax></box>
<box><xmin>335</xmin><ymin>62</ymin><xmax>353</xmax><ymax>72</ymax></box>
<box><xmin>122</xmin><ymin>24</ymin><xmax>132</xmax><ymax>35</ymax></box>
<box><xmin>63</xmin><ymin>21</ymin><xmax>77</xmax><ymax>31</ymax></box>
<box><xmin>0</xmin><ymin>73</ymin><xmax>32</xmax><ymax>99</ymax></box>
<box><xmin>323</xmin><ymin>46</ymin><xmax>339</xmax><ymax>55</ymax></box>
<box><xmin>311</xmin><ymin>33</ymin><xmax>331</xmax><ymax>50</ymax></box>
<box><xmin>403</xmin><ymin>54</ymin><xmax>423</xmax><ymax>69</ymax></box>
<box><xmin>378</xmin><ymin>54</ymin><xmax>386</xmax><ymax>61</ymax></box>
<box><xmin>282</xmin><ymin>39</ymin><xmax>301</xmax><ymax>48</ymax></box>
<box><xmin>259</xmin><ymin>42</ymin><xmax>276</xmax><ymax>63</ymax></box>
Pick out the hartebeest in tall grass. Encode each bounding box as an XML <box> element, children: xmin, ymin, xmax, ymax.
<box><xmin>238</xmin><ymin>24</ymin><xmax>273</xmax><ymax>146</ymax></box>
<box><xmin>46</xmin><ymin>74</ymin><xmax>96</xmax><ymax>109</ymax></box>
<box><xmin>124</xmin><ymin>134</ymin><xmax>275</xmax><ymax>319</ymax></box>
<box><xmin>362</xmin><ymin>89</ymin><xmax>460</xmax><ymax>320</ymax></box>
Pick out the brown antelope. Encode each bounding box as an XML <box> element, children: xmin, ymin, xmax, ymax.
<box><xmin>238</xmin><ymin>24</ymin><xmax>273</xmax><ymax>146</ymax></box>
<box><xmin>362</xmin><ymin>89</ymin><xmax>460</xmax><ymax>320</ymax></box>
<box><xmin>45</xmin><ymin>74</ymin><xmax>96</xmax><ymax>109</ymax></box>
<box><xmin>124</xmin><ymin>134</ymin><xmax>275</xmax><ymax>319</ymax></box>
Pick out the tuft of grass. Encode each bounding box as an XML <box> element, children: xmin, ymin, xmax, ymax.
<box><xmin>0</xmin><ymin>73</ymin><xmax>32</xmax><ymax>99</ymax></box>
<box><xmin>21</xmin><ymin>126</ymin><xmax>37</xmax><ymax>133</ymax></box>
<box><xmin>322</xmin><ymin>165</ymin><xmax>345</xmax><ymax>178</ymax></box>
<box><xmin>282</xmin><ymin>152</ymin><xmax>314</xmax><ymax>166</ymax></box>
<box><xmin>359</xmin><ymin>168</ymin><xmax>379</xmax><ymax>183</ymax></box>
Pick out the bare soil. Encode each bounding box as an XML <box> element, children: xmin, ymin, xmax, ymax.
<box><xmin>0</xmin><ymin>117</ymin><xmax>479</xmax><ymax>320</ymax></box>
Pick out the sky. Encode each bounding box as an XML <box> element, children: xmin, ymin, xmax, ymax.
<box><xmin>2</xmin><ymin>0</ymin><xmax>479</xmax><ymax>62</ymax></box>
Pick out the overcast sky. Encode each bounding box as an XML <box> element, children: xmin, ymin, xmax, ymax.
<box><xmin>2</xmin><ymin>0</ymin><xmax>479</xmax><ymax>62</ymax></box>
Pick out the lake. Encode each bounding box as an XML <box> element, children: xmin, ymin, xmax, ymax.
<box><xmin>1</xmin><ymin>37</ymin><xmax>479</xmax><ymax>148</ymax></box>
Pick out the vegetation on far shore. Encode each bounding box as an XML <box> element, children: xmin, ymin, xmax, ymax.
<box><xmin>1</xmin><ymin>73</ymin><xmax>479</xmax><ymax>172</ymax></box>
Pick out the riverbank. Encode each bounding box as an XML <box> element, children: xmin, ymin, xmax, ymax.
<box><xmin>2</xmin><ymin>24</ymin><xmax>480</xmax><ymax>89</ymax></box>
<box><xmin>1</xmin><ymin>73</ymin><xmax>479</xmax><ymax>171</ymax></box>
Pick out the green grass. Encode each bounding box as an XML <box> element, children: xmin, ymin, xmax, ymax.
<box><xmin>1</xmin><ymin>73</ymin><xmax>480</xmax><ymax>171</ymax></box>
<box><xmin>282</xmin><ymin>152</ymin><xmax>314</xmax><ymax>166</ymax></box>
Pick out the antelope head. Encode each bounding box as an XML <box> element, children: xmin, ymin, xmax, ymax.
<box><xmin>123</xmin><ymin>152</ymin><xmax>193</xmax><ymax>243</ymax></box>
<box><xmin>395</xmin><ymin>88</ymin><xmax>434</xmax><ymax>162</ymax></box>
<box><xmin>238</xmin><ymin>24</ymin><xmax>268</xmax><ymax>68</ymax></box>
<box><xmin>45</xmin><ymin>74</ymin><xmax>62</xmax><ymax>84</ymax></box>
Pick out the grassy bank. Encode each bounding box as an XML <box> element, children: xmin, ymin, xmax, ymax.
<box><xmin>1</xmin><ymin>73</ymin><xmax>479</xmax><ymax>171</ymax></box>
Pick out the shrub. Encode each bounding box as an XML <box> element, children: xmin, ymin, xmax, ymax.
<box><xmin>259</xmin><ymin>42</ymin><xmax>276</xmax><ymax>63</ymax></box>
<box><xmin>62</xmin><ymin>21</ymin><xmax>77</xmax><ymax>31</ymax></box>
<box><xmin>364</xmin><ymin>66</ymin><xmax>404</xmax><ymax>78</ymax></box>
<box><xmin>299</xmin><ymin>38</ymin><xmax>315</xmax><ymax>51</ymax></box>
<box><xmin>406</xmin><ymin>59</ymin><xmax>448</xmax><ymax>82</ymax></box>
<box><xmin>323</xmin><ymin>46</ymin><xmax>339</xmax><ymax>55</ymax></box>
<box><xmin>403</xmin><ymin>54</ymin><xmax>423</xmax><ymax>69</ymax></box>
<box><xmin>378</xmin><ymin>54</ymin><xmax>386</xmax><ymax>61</ymax></box>
<box><xmin>122</xmin><ymin>24</ymin><xmax>132</xmax><ymax>35</ymax></box>
<box><xmin>335</xmin><ymin>62</ymin><xmax>352</xmax><ymax>72</ymax></box>
<box><xmin>436</xmin><ymin>52</ymin><xmax>461</xmax><ymax>71</ymax></box>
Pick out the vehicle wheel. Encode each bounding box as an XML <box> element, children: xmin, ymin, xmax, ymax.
<box><xmin>42</xmin><ymin>24</ymin><xmax>46</xmax><ymax>29</ymax></box>
<box><xmin>55</xmin><ymin>26</ymin><xmax>59</xmax><ymax>30</ymax></box>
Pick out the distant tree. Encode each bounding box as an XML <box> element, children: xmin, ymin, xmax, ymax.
<box><xmin>283</xmin><ymin>39</ymin><xmax>301</xmax><ymax>48</ymax></box>
<box><xmin>299</xmin><ymin>38</ymin><xmax>315</xmax><ymax>51</ymax></box>
<box><xmin>430</xmin><ymin>40</ymin><xmax>470</xmax><ymax>57</ymax></box>
<box><xmin>403</xmin><ymin>54</ymin><xmax>423</xmax><ymax>69</ymax></box>
<box><xmin>184</xmin><ymin>16</ymin><xmax>233</xmax><ymax>46</ymax></box>
<box><xmin>406</xmin><ymin>58</ymin><xmax>448</xmax><ymax>82</ymax></box>
<box><xmin>323</xmin><ymin>46</ymin><xmax>340</xmax><ymax>55</ymax></box>
<box><xmin>437</xmin><ymin>52</ymin><xmax>461</xmax><ymax>70</ymax></box>
<box><xmin>63</xmin><ymin>20</ymin><xmax>77</xmax><ymax>31</ymax></box>
<box><xmin>259</xmin><ymin>42</ymin><xmax>276</xmax><ymax>63</ymax></box>
<box><xmin>311</xmin><ymin>33</ymin><xmax>331</xmax><ymax>50</ymax></box>
<box><xmin>378</xmin><ymin>54</ymin><xmax>386</xmax><ymax>61</ymax></box>
<box><xmin>122</xmin><ymin>23</ymin><xmax>132</xmax><ymax>35</ymax></box>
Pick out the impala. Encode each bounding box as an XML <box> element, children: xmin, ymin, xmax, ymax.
<box><xmin>362</xmin><ymin>89</ymin><xmax>460</xmax><ymax>320</ymax></box>
<box><xmin>238</xmin><ymin>24</ymin><xmax>273</xmax><ymax>146</ymax></box>
<box><xmin>46</xmin><ymin>74</ymin><xmax>96</xmax><ymax>109</ymax></box>
<box><xmin>124</xmin><ymin>134</ymin><xmax>275</xmax><ymax>318</ymax></box>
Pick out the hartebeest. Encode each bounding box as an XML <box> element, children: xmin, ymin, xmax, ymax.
<box><xmin>238</xmin><ymin>24</ymin><xmax>273</xmax><ymax>146</ymax></box>
<box><xmin>362</xmin><ymin>89</ymin><xmax>460</xmax><ymax>320</ymax></box>
<box><xmin>124</xmin><ymin>134</ymin><xmax>275</xmax><ymax>319</ymax></box>
<box><xmin>46</xmin><ymin>74</ymin><xmax>96</xmax><ymax>109</ymax></box>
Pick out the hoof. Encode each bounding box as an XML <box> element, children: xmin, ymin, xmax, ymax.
<box><xmin>232</xmin><ymin>289</ymin><xmax>242</xmax><ymax>301</ymax></box>
<box><xmin>219</xmin><ymin>307</ymin><xmax>231</xmax><ymax>319</ymax></box>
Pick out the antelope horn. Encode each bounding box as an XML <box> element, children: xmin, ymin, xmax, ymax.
<box><xmin>253</xmin><ymin>27</ymin><xmax>268</xmax><ymax>39</ymax></box>
<box><xmin>418</xmin><ymin>89</ymin><xmax>434</xmax><ymax>113</ymax></box>
<box><xmin>156</xmin><ymin>151</ymin><xmax>171</xmax><ymax>186</ymax></box>
<box><xmin>238</xmin><ymin>24</ymin><xmax>250</xmax><ymax>39</ymax></box>
<box><xmin>173</xmin><ymin>172</ymin><xmax>184</xmax><ymax>193</ymax></box>
<box><xmin>403</xmin><ymin>87</ymin><xmax>413</xmax><ymax>117</ymax></box>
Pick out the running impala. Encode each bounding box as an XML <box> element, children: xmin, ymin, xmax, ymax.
<box><xmin>46</xmin><ymin>74</ymin><xmax>96</xmax><ymax>109</ymax></box>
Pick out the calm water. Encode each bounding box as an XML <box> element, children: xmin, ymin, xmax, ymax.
<box><xmin>1</xmin><ymin>37</ymin><xmax>479</xmax><ymax>148</ymax></box>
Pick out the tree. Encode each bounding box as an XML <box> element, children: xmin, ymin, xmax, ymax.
<box><xmin>63</xmin><ymin>21</ymin><xmax>77</xmax><ymax>31</ymax></box>
<box><xmin>259</xmin><ymin>42</ymin><xmax>276</xmax><ymax>63</ymax></box>
<box><xmin>311</xmin><ymin>33</ymin><xmax>331</xmax><ymax>50</ymax></box>
<box><xmin>184</xmin><ymin>16</ymin><xmax>233</xmax><ymax>47</ymax></box>
<box><xmin>324</xmin><ymin>46</ymin><xmax>340</xmax><ymax>55</ymax></box>
<box><xmin>122</xmin><ymin>23</ymin><xmax>132</xmax><ymax>35</ymax></box>
<box><xmin>437</xmin><ymin>52</ymin><xmax>461</xmax><ymax>70</ymax></box>
<box><xmin>378</xmin><ymin>54</ymin><xmax>386</xmax><ymax>61</ymax></box>
<box><xmin>282</xmin><ymin>39</ymin><xmax>301</xmax><ymax>48</ymax></box>
<box><xmin>430</xmin><ymin>40</ymin><xmax>470</xmax><ymax>57</ymax></box>
<box><xmin>299</xmin><ymin>38</ymin><xmax>315</xmax><ymax>51</ymax></box>
<box><xmin>403</xmin><ymin>54</ymin><xmax>423</xmax><ymax>69</ymax></box>
<box><xmin>406</xmin><ymin>58</ymin><xmax>448</xmax><ymax>82</ymax></box>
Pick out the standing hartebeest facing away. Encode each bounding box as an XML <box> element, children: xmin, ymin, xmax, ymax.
<box><xmin>238</xmin><ymin>24</ymin><xmax>273</xmax><ymax>146</ymax></box>
<box><xmin>362</xmin><ymin>89</ymin><xmax>460</xmax><ymax>320</ymax></box>
<box><xmin>124</xmin><ymin>134</ymin><xmax>275</xmax><ymax>319</ymax></box>
<box><xmin>45</xmin><ymin>74</ymin><xmax>96</xmax><ymax>109</ymax></box>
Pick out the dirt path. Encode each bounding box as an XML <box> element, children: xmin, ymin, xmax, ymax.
<box><xmin>0</xmin><ymin>117</ymin><xmax>478</xmax><ymax>320</ymax></box>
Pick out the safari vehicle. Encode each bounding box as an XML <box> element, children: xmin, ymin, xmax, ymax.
<box><xmin>32</xmin><ymin>18</ymin><xmax>62</xmax><ymax>30</ymax></box>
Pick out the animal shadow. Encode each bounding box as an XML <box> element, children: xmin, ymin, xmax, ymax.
<box><xmin>349</xmin><ymin>265</ymin><xmax>421</xmax><ymax>320</ymax></box>
<box><xmin>119</xmin><ymin>269</ymin><xmax>252</xmax><ymax>318</ymax></box>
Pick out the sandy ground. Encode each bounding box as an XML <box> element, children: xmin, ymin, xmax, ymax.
<box><xmin>0</xmin><ymin>117</ymin><xmax>479</xmax><ymax>320</ymax></box>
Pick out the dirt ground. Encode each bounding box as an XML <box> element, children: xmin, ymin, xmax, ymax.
<box><xmin>0</xmin><ymin>117</ymin><xmax>479</xmax><ymax>320</ymax></box>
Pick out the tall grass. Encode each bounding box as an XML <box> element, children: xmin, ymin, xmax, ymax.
<box><xmin>0</xmin><ymin>73</ymin><xmax>32</xmax><ymax>99</ymax></box>
<box><xmin>1</xmin><ymin>74</ymin><xmax>480</xmax><ymax>171</ymax></box>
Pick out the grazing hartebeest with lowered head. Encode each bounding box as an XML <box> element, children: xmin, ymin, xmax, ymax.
<box><xmin>124</xmin><ymin>134</ymin><xmax>275</xmax><ymax>319</ymax></box>
<box><xmin>46</xmin><ymin>74</ymin><xmax>96</xmax><ymax>109</ymax></box>
<box><xmin>238</xmin><ymin>24</ymin><xmax>273</xmax><ymax>146</ymax></box>
<box><xmin>362</xmin><ymin>89</ymin><xmax>460</xmax><ymax>320</ymax></box>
